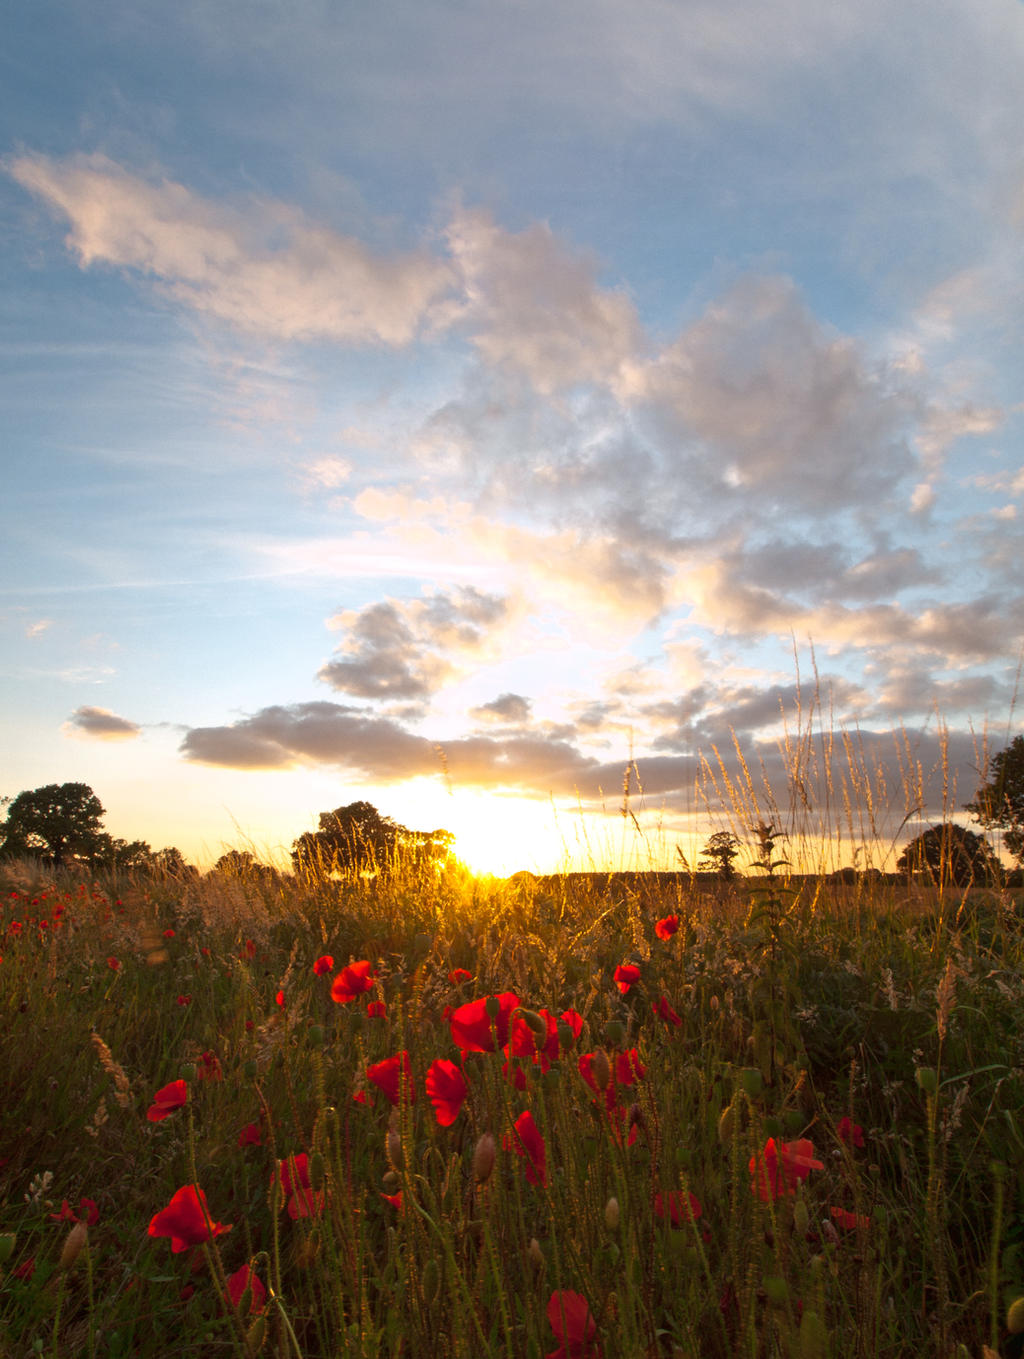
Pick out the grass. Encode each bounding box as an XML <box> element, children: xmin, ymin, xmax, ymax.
<box><xmin>1</xmin><ymin>849</ymin><xmax>1024</xmax><ymax>1358</ymax></box>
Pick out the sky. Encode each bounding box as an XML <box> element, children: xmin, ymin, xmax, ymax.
<box><xmin>2</xmin><ymin>0</ymin><xmax>1023</xmax><ymax>876</ymax></box>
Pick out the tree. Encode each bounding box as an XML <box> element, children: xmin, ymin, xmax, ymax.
<box><xmin>0</xmin><ymin>782</ymin><xmax>108</xmax><ymax>865</ymax></box>
<box><xmin>291</xmin><ymin>800</ymin><xmax>454</xmax><ymax>877</ymax></box>
<box><xmin>698</xmin><ymin>831</ymin><xmax>740</xmax><ymax>880</ymax></box>
<box><xmin>967</xmin><ymin>735</ymin><xmax>1024</xmax><ymax>865</ymax></box>
<box><xmin>896</xmin><ymin>823</ymin><xmax>999</xmax><ymax>887</ymax></box>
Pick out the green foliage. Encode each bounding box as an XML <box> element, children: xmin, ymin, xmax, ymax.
<box><xmin>968</xmin><ymin>734</ymin><xmax>1024</xmax><ymax>864</ymax></box>
<box><xmin>896</xmin><ymin>822</ymin><xmax>999</xmax><ymax>886</ymax></box>
<box><xmin>0</xmin><ymin>782</ymin><xmax>107</xmax><ymax>865</ymax></box>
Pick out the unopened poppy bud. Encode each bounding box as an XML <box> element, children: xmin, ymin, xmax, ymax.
<box><xmin>473</xmin><ymin>1132</ymin><xmax>496</xmax><ymax>1184</ymax></box>
<box><xmin>60</xmin><ymin>1222</ymin><xmax>88</xmax><ymax>1270</ymax></box>
<box><xmin>520</xmin><ymin>1009</ymin><xmax>548</xmax><ymax>1036</ymax></box>
<box><xmin>763</xmin><ymin>1275</ymin><xmax>788</xmax><ymax>1306</ymax></box>
<box><xmin>783</xmin><ymin>1109</ymin><xmax>804</xmax><ymax>1135</ymax></box>
<box><xmin>542</xmin><ymin>1068</ymin><xmax>561</xmax><ymax>1093</ymax></box>
<box><xmin>485</xmin><ymin>996</ymin><xmax>501</xmax><ymax>1020</ymax></box>
<box><xmin>308</xmin><ymin>1151</ymin><xmax>326</xmax><ymax>1192</ymax></box>
<box><xmin>717</xmin><ymin>1105</ymin><xmax>735</xmax><ymax>1145</ymax></box>
<box><xmin>798</xmin><ymin>1309</ymin><xmax>827</xmax><ymax>1359</ymax></box>
<box><xmin>422</xmin><ymin>1256</ymin><xmax>440</xmax><ymax>1305</ymax></box>
<box><xmin>246</xmin><ymin>1315</ymin><xmax>267</xmax><ymax>1352</ymax></box>
<box><xmin>386</xmin><ymin>1129</ymin><xmax>403</xmax><ymax>1171</ymax></box>
<box><xmin>740</xmin><ymin>1068</ymin><xmax>763</xmax><ymax>1098</ymax></box>
<box><xmin>528</xmin><ymin>1237</ymin><xmax>544</xmax><ymax>1270</ymax></box>
<box><xmin>591</xmin><ymin>1049</ymin><xmax>612</xmax><ymax>1091</ymax></box>
<box><xmin>628</xmin><ymin>1102</ymin><xmax>645</xmax><ymax>1130</ymax></box>
<box><xmin>1008</xmin><ymin>1297</ymin><xmax>1024</xmax><ymax>1333</ymax></box>
<box><xmin>237</xmin><ymin>1282</ymin><xmax>253</xmax><ymax>1316</ymax></box>
<box><xmin>307</xmin><ymin>1024</ymin><xmax>324</xmax><ymax>1047</ymax></box>
<box><xmin>793</xmin><ymin>1199</ymin><xmax>810</xmax><ymax>1235</ymax></box>
<box><xmin>605</xmin><ymin>1196</ymin><xmax>620</xmax><ymax>1232</ymax></box>
<box><xmin>602</xmin><ymin>1020</ymin><xmax>625</xmax><ymax>1047</ymax></box>
<box><xmin>709</xmin><ymin>994</ymin><xmax>719</xmax><ymax>1010</ymax></box>
<box><xmin>243</xmin><ymin>1060</ymin><xmax>259</xmax><ymax>1080</ymax></box>
<box><xmin>0</xmin><ymin>1233</ymin><xmax>15</xmax><ymax>1264</ymax></box>
<box><xmin>557</xmin><ymin>1020</ymin><xmax>576</xmax><ymax>1050</ymax></box>
<box><xmin>382</xmin><ymin>1169</ymin><xmax>400</xmax><ymax>1191</ymax></box>
<box><xmin>915</xmin><ymin>1067</ymin><xmax>937</xmax><ymax>1095</ymax></box>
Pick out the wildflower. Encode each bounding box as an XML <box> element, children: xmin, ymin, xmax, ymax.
<box><xmin>49</xmin><ymin>1198</ymin><xmax>100</xmax><ymax>1226</ymax></box>
<box><xmin>147</xmin><ymin>1080</ymin><xmax>188</xmax><ymax>1123</ymax></box>
<box><xmin>425</xmin><ymin>1059</ymin><xmax>468</xmax><ymax>1126</ymax></box>
<box><xmin>275</xmin><ymin>990</ymin><xmax>286</xmax><ymax>1007</ymax></box>
<box><xmin>837</xmin><ymin>1116</ymin><xmax>865</xmax><ymax>1148</ymax></box>
<box><xmin>196</xmin><ymin>1051</ymin><xmax>222</xmax><ymax>1082</ymax></box>
<box><xmin>750</xmin><ymin>1138</ymin><xmax>824</xmax><ymax>1203</ymax></box>
<box><xmin>381</xmin><ymin>1191</ymin><xmax>403</xmax><ymax>1211</ymax></box>
<box><xmin>655</xmin><ymin>914</ymin><xmax>680</xmax><ymax>940</ymax></box>
<box><xmin>654</xmin><ymin>1189</ymin><xmax>702</xmax><ymax>1227</ymax></box>
<box><xmin>276</xmin><ymin>1154</ymin><xmax>324</xmax><ymax>1219</ymax></box>
<box><xmin>13</xmin><ymin>1256</ymin><xmax>36</xmax><ymax>1282</ymax></box>
<box><xmin>176</xmin><ymin>994</ymin><xmax>191</xmax><ymax>1006</ymax></box>
<box><xmin>830</xmin><ymin>1205</ymin><xmax>870</xmax><ymax>1231</ymax></box>
<box><xmin>448</xmin><ymin>967</ymin><xmax>473</xmax><ymax>984</ymax></box>
<box><xmin>163</xmin><ymin>928</ymin><xmax>175</xmax><ymax>939</ymax></box>
<box><xmin>331</xmin><ymin>960</ymin><xmax>376</xmax><ymax>1003</ymax></box>
<box><xmin>559</xmin><ymin>1009</ymin><xmax>584</xmax><ymax>1043</ymax></box>
<box><xmin>107</xmin><ymin>956</ymin><xmax>121</xmax><ymax>971</ymax></box>
<box><xmin>367</xmin><ymin>1051</ymin><xmax>415</xmax><ymax>1106</ymax></box>
<box><xmin>615</xmin><ymin>1048</ymin><xmax>645</xmax><ymax>1085</ymax></box>
<box><xmin>227</xmin><ymin>1264</ymin><xmax>266</xmax><ymax>1314</ymax></box>
<box><xmin>449</xmin><ymin>992</ymin><xmax>521</xmax><ymax>1052</ymax></box>
<box><xmin>238</xmin><ymin>1121</ymin><xmax>262</xmax><ymax>1147</ymax></box>
<box><xmin>546</xmin><ymin>1290</ymin><xmax>601</xmax><ymax>1359</ymax></box>
<box><xmin>148</xmin><ymin>1185</ymin><xmax>231</xmax><ymax>1252</ymax></box>
<box><xmin>507</xmin><ymin>1109</ymin><xmax>547</xmax><ymax>1187</ymax></box>
<box><xmin>653</xmin><ymin>995</ymin><xmax>682</xmax><ymax>1027</ymax></box>
<box><xmin>613</xmin><ymin>964</ymin><xmax>641</xmax><ymax>994</ymax></box>
<box><xmin>366</xmin><ymin>1000</ymin><xmax>387</xmax><ymax>1018</ymax></box>
<box><xmin>312</xmin><ymin>955</ymin><xmax>334</xmax><ymax>976</ymax></box>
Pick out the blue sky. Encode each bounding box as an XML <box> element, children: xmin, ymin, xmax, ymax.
<box><xmin>2</xmin><ymin>0</ymin><xmax>1023</xmax><ymax>873</ymax></box>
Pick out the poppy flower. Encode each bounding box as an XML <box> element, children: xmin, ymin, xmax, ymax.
<box><xmin>613</xmin><ymin>964</ymin><xmax>641</xmax><ymax>994</ymax></box>
<box><xmin>107</xmin><ymin>956</ymin><xmax>121</xmax><ymax>971</ymax></box>
<box><xmin>509</xmin><ymin>1009</ymin><xmax>560</xmax><ymax>1063</ymax></box>
<box><xmin>196</xmin><ymin>1051</ymin><xmax>223</xmax><ymax>1082</ymax></box>
<box><xmin>12</xmin><ymin>1256</ymin><xmax>35</xmax><ymax>1282</ymax></box>
<box><xmin>546</xmin><ymin>1290</ymin><xmax>601</xmax><ymax>1359</ymax></box>
<box><xmin>654</xmin><ymin>914</ymin><xmax>680</xmax><ymax>940</ymax></box>
<box><xmin>176</xmin><ymin>995</ymin><xmax>191</xmax><ymax>1006</ymax></box>
<box><xmin>275</xmin><ymin>989</ymin><xmax>286</xmax><ymax>1007</ymax></box>
<box><xmin>749</xmin><ymin>1138</ymin><xmax>824</xmax><ymax>1202</ymax></box>
<box><xmin>163</xmin><ymin>928</ymin><xmax>176</xmax><ymax>939</ymax></box>
<box><xmin>449</xmin><ymin>992</ymin><xmax>521</xmax><ymax>1053</ymax></box>
<box><xmin>837</xmin><ymin>1117</ymin><xmax>865</xmax><ymax>1148</ymax></box>
<box><xmin>331</xmin><ymin>960</ymin><xmax>376</xmax><ymax>1003</ymax></box>
<box><xmin>366</xmin><ymin>1000</ymin><xmax>387</xmax><ymax>1018</ymax></box>
<box><xmin>238</xmin><ymin>1121</ymin><xmax>262</xmax><ymax>1147</ymax></box>
<box><xmin>49</xmin><ymin>1197</ymin><xmax>100</xmax><ymax>1226</ymax></box>
<box><xmin>559</xmin><ymin>1009</ymin><xmax>584</xmax><ymax>1043</ymax></box>
<box><xmin>312</xmin><ymin>955</ymin><xmax>334</xmax><ymax>976</ymax></box>
<box><xmin>830</xmin><ymin>1205</ymin><xmax>870</xmax><ymax>1231</ymax></box>
<box><xmin>381</xmin><ymin>1191</ymin><xmax>403</xmax><ymax>1211</ymax></box>
<box><xmin>425</xmin><ymin>1059</ymin><xmax>468</xmax><ymax>1126</ymax></box>
<box><xmin>367</xmin><ymin>1051</ymin><xmax>415</xmax><ymax>1106</ymax></box>
<box><xmin>227</xmin><ymin>1264</ymin><xmax>266</xmax><ymax>1314</ymax></box>
<box><xmin>507</xmin><ymin>1109</ymin><xmax>547</xmax><ymax>1187</ymax></box>
<box><xmin>148</xmin><ymin>1185</ymin><xmax>231</xmax><ymax>1252</ymax></box>
<box><xmin>615</xmin><ymin>1049</ymin><xmax>646</xmax><ymax>1086</ymax></box>
<box><xmin>652</xmin><ymin>995</ymin><xmax>682</xmax><ymax>1027</ymax></box>
<box><xmin>654</xmin><ymin>1189</ymin><xmax>702</xmax><ymax>1227</ymax></box>
<box><xmin>147</xmin><ymin>1079</ymin><xmax>188</xmax><ymax>1122</ymax></box>
<box><xmin>276</xmin><ymin>1153</ymin><xmax>324</xmax><ymax>1219</ymax></box>
<box><xmin>448</xmin><ymin>967</ymin><xmax>473</xmax><ymax>984</ymax></box>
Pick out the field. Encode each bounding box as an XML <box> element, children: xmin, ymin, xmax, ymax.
<box><xmin>2</xmin><ymin>854</ymin><xmax>1023</xmax><ymax>1358</ymax></box>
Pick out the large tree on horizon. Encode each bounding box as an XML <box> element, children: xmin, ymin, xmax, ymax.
<box><xmin>896</xmin><ymin>823</ymin><xmax>999</xmax><ymax>887</ymax></box>
<box><xmin>291</xmin><ymin>800</ymin><xmax>454</xmax><ymax>877</ymax></box>
<box><xmin>0</xmin><ymin>782</ymin><xmax>108</xmax><ymax>865</ymax></box>
<box><xmin>967</xmin><ymin>734</ymin><xmax>1024</xmax><ymax>865</ymax></box>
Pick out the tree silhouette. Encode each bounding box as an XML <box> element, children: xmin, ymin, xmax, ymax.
<box><xmin>699</xmin><ymin>831</ymin><xmax>740</xmax><ymax>880</ymax></box>
<box><xmin>0</xmin><ymin>782</ymin><xmax>107</xmax><ymax>865</ymax></box>
<box><xmin>967</xmin><ymin>734</ymin><xmax>1024</xmax><ymax>865</ymax></box>
<box><xmin>291</xmin><ymin>800</ymin><xmax>454</xmax><ymax>877</ymax></box>
<box><xmin>896</xmin><ymin>823</ymin><xmax>999</xmax><ymax>887</ymax></box>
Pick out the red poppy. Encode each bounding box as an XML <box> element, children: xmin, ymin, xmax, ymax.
<box><xmin>750</xmin><ymin>1138</ymin><xmax>824</xmax><ymax>1202</ymax></box>
<box><xmin>147</xmin><ymin>1079</ymin><xmax>188</xmax><ymax>1123</ymax></box>
<box><xmin>196</xmin><ymin>1051</ymin><xmax>223</xmax><ymax>1082</ymax></box>
<box><xmin>654</xmin><ymin>914</ymin><xmax>680</xmax><ymax>940</ymax></box>
<box><xmin>837</xmin><ymin>1116</ymin><xmax>865</xmax><ymax>1148</ymax></box>
<box><xmin>508</xmin><ymin>1109</ymin><xmax>547</xmax><ymax>1187</ymax></box>
<box><xmin>148</xmin><ymin>1185</ymin><xmax>231</xmax><ymax>1252</ymax></box>
<box><xmin>227</xmin><ymin>1264</ymin><xmax>266</xmax><ymax>1314</ymax></box>
<box><xmin>367</xmin><ymin>1051</ymin><xmax>415</xmax><ymax>1106</ymax></box>
<box><xmin>12</xmin><ymin>1256</ymin><xmax>35</xmax><ymax>1282</ymax></box>
<box><xmin>613</xmin><ymin>964</ymin><xmax>641</xmax><ymax>994</ymax></box>
<box><xmin>425</xmin><ymin>1059</ymin><xmax>468</xmax><ymax>1126</ymax></box>
<box><xmin>238</xmin><ymin>1121</ymin><xmax>262</xmax><ymax>1147</ymax></box>
<box><xmin>449</xmin><ymin>992</ymin><xmax>521</xmax><ymax>1053</ymax></box>
<box><xmin>559</xmin><ymin>1009</ymin><xmax>584</xmax><ymax>1043</ymax></box>
<box><xmin>652</xmin><ymin>995</ymin><xmax>682</xmax><ymax>1027</ymax></box>
<box><xmin>509</xmin><ymin>1009</ymin><xmax>561</xmax><ymax>1064</ymax></box>
<box><xmin>331</xmin><ymin>960</ymin><xmax>376</xmax><ymax>1003</ymax></box>
<box><xmin>615</xmin><ymin>1048</ymin><xmax>645</xmax><ymax>1086</ymax></box>
<box><xmin>381</xmin><ymin>1191</ymin><xmax>403</xmax><ymax>1211</ymax></box>
<box><xmin>312</xmin><ymin>954</ymin><xmax>334</xmax><ymax>976</ymax></box>
<box><xmin>276</xmin><ymin>1153</ymin><xmax>324</xmax><ymax>1219</ymax></box>
<box><xmin>830</xmin><ymin>1205</ymin><xmax>870</xmax><ymax>1231</ymax></box>
<box><xmin>107</xmin><ymin>956</ymin><xmax>121</xmax><ymax>971</ymax></box>
<box><xmin>546</xmin><ymin>1290</ymin><xmax>601</xmax><ymax>1359</ymax></box>
<box><xmin>366</xmin><ymin>1000</ymin><xmax>387</xmax><ymax>1018</ymax></box>
<box><xmin>275</xmin><ymin>990</ymin><xmax>286</xmax><ymax>1007</ymax></box>
<box><xmin>163</xmin><ymin>928</ymin><xmax>176</xmax><ymax>939</ymax></box>
<box><xmin>49</xmin><ymin>1197</ymin><xmax>100</xmax><ymax>1226</ymax></box>
<box><xmin>448</xmin><ymin>967</ymin><xmax>473</xmax><ymax>984</ymax></box>
<box><xmin>176</xmin><ymin>995</ymin><xmax>191</xmax><ymax>1006</ymax></box>
<box><xmin>654</xmin><ymin>1189</ymin><xmax>702</xmax><ymax>1227</ymax></box>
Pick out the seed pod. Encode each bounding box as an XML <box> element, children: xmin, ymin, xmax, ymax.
<box><xmin>473</xmin><ymin>1132</ymin><xmax>496</xmax><ymax>1184</ymax></box>
<box><xmin>602</xmin><ymin>1020</ymin><xmax>625</xmax><ymax>1047</ymax></box>
<box><xmin>60</xmin><ymin>1222</ymin><xmax>88</xmax><ymax>1270</ymax></box>
<box><xmin>485</xmin><ymin>996</ymin><xmax>501</xmax><ymax>1020</ymax></box>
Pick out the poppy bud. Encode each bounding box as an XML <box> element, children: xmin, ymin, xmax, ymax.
<box><xmin>798</xmin><ymin>1309</ymin><xmax>827</xmax><ymax>1359</ymax></box>
<box><xmin>605</xmin><ymin>1197</ymin><xmax>620</xmax><ymax>1232</ymax></box>
<box><xmin>542</xmin><ymin>1068</ymin><xmax>561</xmax><ymax>1094</ymax></box>
<box><xmin>243</xmin><ymin>1060</ymin><xmax>259</xmax><ymax>1080</ymax></box>
<box><xmin>422</xmin><ymin>1256</ymin><xmax>440</xmax><ymax>1305</ymax></box>
<box><xmin>246</xmin><ymin>1315</ymin><xmax>267</xmax><ymax>1352</ymax></box>
<box><xmin>793</xmin><ymin>1199</ymin><xmax>810</xmax><ymax>1235</ymax></box>
<box><xmin>740</xmin><ymin>1068</ymin><xmax>763</xmax><ymax>1098</ymax></box>
<box><xmin>520</xmin><ymin>1009</ymin><xmax>548</xmax><ymax>1036</ymax></box>
<box><xmin>386</xmin><ymin>1129</ymin><xmax>403</xmax><ymax>1172</ymax></box>
<box><xmin>473</xmin><ymin>1132</ymin><xmax>496</xmax><ymax>1184</ymax></box>
<box><xmin>591</xmin><ymin>1049</ymin><xmax>612</xmax><ymax>1091</ymax></box>
<box><xmin>60</xmin><ymin>1222</ymin><xmax>88</xmax><ymax>1270</ymax></box>
<box><xmin>0</xmin><ymin>1234</ymin><xmax>15</xmax><ymax>1264</ymax></box>
<box><xmin>628</xmin><ymin>1103</ymin><xmax>645</xmax><ymax>1131</ymax></box>
<box><xmin>308</xmin><ymin>1152</ymin><xmax>326</xmax><ymax>1192</ymax></box>
<box><xmin>557</xmin><ymin>1021</ymin><xmax>576</xmax><ymax>1050</ymax></box>
<box><xmin>382</xmin><ymin>1169</ymin><xmax>401</xmax><ymax>1191</ymax></box>
<box><xmin>307</xmin><ymin>1024</ymin><xmax>324</xmax><ymax>1047</ymax></box>
<box><xmin>763</xmin><ymin>1275</ymin><xmax>788</xmax><ymax>1306</ymax></box>
<box><xmin>528</xmin><ymin>1237</ymin><xmax>544</xmax><ymax>1270</ymax></box>
<box><xmin>602</xmin><ymin>1020</ymin><xmax>625</xmax><ymax>1047</ymax></box>
<box><xmin>717</xmin><ymin>1104</ymin><xmax>735</xmax><ymax>1145</ymax></box>
<box><xmin>1008</xmin><ymin>1298</ymin><xmax>1024</xmax><ymax>1334</ymax></box>
<box><xmin>485</xmin><ymin>996</ymin><xmax>501</xmax><ymax>1020</ymax></box>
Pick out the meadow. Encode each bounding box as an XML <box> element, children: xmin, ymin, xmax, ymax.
<box><xmin>2</xmin><ymin>849</ymin><xmax>1023</xmax><ymax>1359</ymax></box>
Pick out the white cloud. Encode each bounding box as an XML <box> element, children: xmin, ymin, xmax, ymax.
<box><xmin>63</xmin><ymin>705</ymin><xmax>142</xmax><ymax>740</ymax></box>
